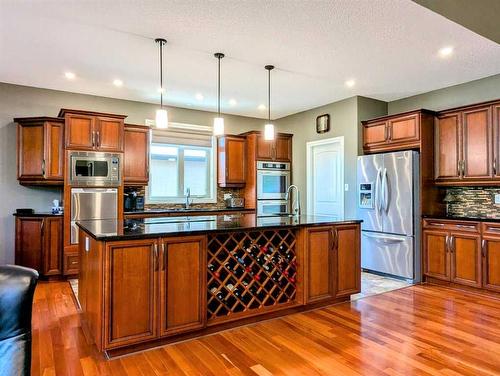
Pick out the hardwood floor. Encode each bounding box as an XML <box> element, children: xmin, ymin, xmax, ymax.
<box><xmin>32</xmin><ymin>281</ymin><xmax>500</xmax><ymax>376</ymax></box>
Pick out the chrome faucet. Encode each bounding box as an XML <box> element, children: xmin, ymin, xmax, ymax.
<box><xmin>184</xmin><ymin>187</ymin><xmax>193</xmax><ymax>209</ymax></box>
<box><xmin>285</xmin><ymin>185</ymin><xmax>301</xmax><ymax>216</ymax></box>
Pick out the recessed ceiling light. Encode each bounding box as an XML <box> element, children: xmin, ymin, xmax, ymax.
<box><xmin>229</xmin><ymin>99</ymin><xmax>237</xmax><ymax>106</ymax></box>
<box><xmin>438</xmin><ymin>46</ymin><xmax>454</xmax><ymax>58</ymax></box>
<box><xmin>258</xmin><ymin>104</ymin><xmax>266</xmax><ymax>111</ymax></box>
<box><xmin>345</xmin><ymin>79</ymin><xmax>355</xmax><ymax>88</ymax></box>
<box><xmin>113</xmin><ymin>79</ymin><xmax>123</xmax><ymax>87</ymax></box>
<box><xmin>65</xmin><ymin>72</ymin><xmax>76</xmax><ymax>80</ymax></box>
<box><xmin>195</xmin><ymin>93</ymin><xmax>204</xmax><ymax>101</ymax></box>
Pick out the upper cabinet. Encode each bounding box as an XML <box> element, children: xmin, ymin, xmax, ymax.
<box><xmin>254</xmin><ymin>132</ymin><xmax>293</xmax><ymax>162</ymax></box>
<box><xmin>362</xmin><ymin>110</ymin><xmax>432</xmax><ymax>153</ymax></box>
<box><xmin>435</xmin><ymin>101</ymin><xmax>498</xmax><ymax>185</ymax></box>
<box><xmin>59</xmin><ymin>109</ymin><xmax>126</xmax><ymax>152</ymax></box>
<box><xmin>124</xmin><ymin>124</ymin><xmax>150</xmax><ymax>186</ymax></box>
<box><xmin>217</xmin><ymin>135</ymin><xmax>246</xmax><ymax>187</ymax></box>
<box><xmin>16</xmin><ymin>117</ymin><xmax>64</xmax><ymax>185</ymax></box>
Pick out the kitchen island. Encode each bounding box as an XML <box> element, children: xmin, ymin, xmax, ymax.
<box><xmin>77</xmin><ymin>213</ymin><xmax>361</xmax><ymax>357</ymax></box>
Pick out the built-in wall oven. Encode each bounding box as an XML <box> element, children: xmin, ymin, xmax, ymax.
<box><xmin>256</xmin><ymin>161</ymin><xmax>290</xmax><ymax>200</ymax></box>
<box><xmin>257</xmin><ymin>200</ymin><xmax>290</xmax><ymax>217</ymax></box>
<box><xmin>69</xmin><ymin>151</ymin><xmax>121</xmax><ymax>187</ymax></box>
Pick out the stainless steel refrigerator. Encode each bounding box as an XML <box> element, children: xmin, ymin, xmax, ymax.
<box><xmin>356</xmin><ymin>150</ymin><xmax>420</xmax><ymax>282</ymax></box>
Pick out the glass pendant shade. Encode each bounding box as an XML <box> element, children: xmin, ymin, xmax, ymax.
<box><xmin>213</xmin><ymin>117</ymin><xmax>224</xmax><ymax>136</ymax></box>
<box><xmin>156</xmin><ymin>108</ymin><xmax>169</xmax><ymax>129</ymax></box>
<box><xmin>264</xmin><ymin>123</ymin><xmax>275</xmax><ymax>141</ymax></box>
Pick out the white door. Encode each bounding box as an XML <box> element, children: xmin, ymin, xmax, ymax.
<box><xmin>307</xmin><ymin>137</ymin><xmax>344</xmax><ymax>219</ymax></box>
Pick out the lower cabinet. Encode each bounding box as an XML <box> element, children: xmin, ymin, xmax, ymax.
<box><xmin>15</xmin><ymin>216</ymin><xmax>63</xmax><ymax>277</ymax></box>
<box><xmin>305</xmin><ymin>224</ymin><xmax>361</xmax><ymax>303</ymax></box>
<box><xmin>104</xmin><ymin>236</ymin><xmax>207</xmax><ymax>349</ymax></box>
<box><xmin>423</xmin><ymin>220</ymin><xmax>486</xmax><ymax>290</ymax></box>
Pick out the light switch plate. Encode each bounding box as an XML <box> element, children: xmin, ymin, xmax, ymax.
<box><xmin>344</xmin><ymin>184</ymin><xmax>349</xmax><ymax>191</ymax></box>
<box><xmin>495</xmin><ymin>194</ymin><xmax>500</xmax><ymax>205</ymax></box>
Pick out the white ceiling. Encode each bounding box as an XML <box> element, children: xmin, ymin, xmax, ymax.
<box><xmin>1</xmin><ymin>0</ymin><xmax>499</xmax><ymax>119</ymax></box>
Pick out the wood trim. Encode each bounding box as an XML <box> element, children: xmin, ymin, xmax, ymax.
<box><xmin>58</xmin><ymin>108</ymin><xmax>127</xmax><ymax>119</ymax></box>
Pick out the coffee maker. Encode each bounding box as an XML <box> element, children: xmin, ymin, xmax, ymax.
<box><xmin>124</xmin><ymin>189</ymin><xmax>145</xmax><ymax>212</ymax></box>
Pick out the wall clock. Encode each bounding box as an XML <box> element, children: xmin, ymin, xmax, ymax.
<box><xmin>316</xmin><ymin>114</ymin><xmax>330</xmax><ymax>134</ymax></box>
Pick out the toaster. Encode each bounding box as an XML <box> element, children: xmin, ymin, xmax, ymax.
<box><xmin>225</xmin><ymin>197</ymin><xmax>245</xmax><ymax>208</ymax></box>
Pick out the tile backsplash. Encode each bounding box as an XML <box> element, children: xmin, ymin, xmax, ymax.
<box><xmin>125</xmin><ymin>187</ymin><xmax>244</xmax><ymax>210</ymax></box>
<box><xmin>445</xmin><ymin>187</ymin><xmax>500</xmax><ymax>218</ymax></box>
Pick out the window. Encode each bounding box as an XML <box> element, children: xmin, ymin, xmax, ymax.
<box><xmin>148</xmin><ymin>142</ymin><xmax>216</xmax><ymax>203</ymax></box>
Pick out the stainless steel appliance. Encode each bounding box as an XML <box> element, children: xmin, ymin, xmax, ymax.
<box><xmin>225</xmin><ymin>197</ymin><xmax>245</xmax><ymax>208</ymax></box>
<box><xmin>356</xmin><ymin>150</ymin><xmax>420</xmax><ymax>282</ymax></box>
<box><xmin>257</xmin><ymin>200</ymin><xmax>290</xmax><ymax>217</ymax></box>
<box><xmin>257</xmin><ymin>161</ymin><xmax>291</xmax><ymax>200</ymax></box>
<box><xmin>69</xmin><ymin>151</ymin><xmax>121</xmax><ymax>187</ymax></box>
<box><xmin>70</xmin><ymin>188</ymin><xmax>118</xmax><ymax>244</ymax></box>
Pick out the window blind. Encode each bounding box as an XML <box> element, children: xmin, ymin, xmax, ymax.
<box><xmin>151</xmin><ymin>122</ymin><xmax>213</xmax><ymax>147</ymax></box>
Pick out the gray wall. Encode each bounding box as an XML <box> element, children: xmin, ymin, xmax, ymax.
<box><xmin>388</xmin><ymin>74</ymin><xmax>500</xmax><ymax>114</ymax></box>
<box><xmin>0</xmin><ymin>82</ymin><xmax>264</xmax><ymax>264</ymax></box>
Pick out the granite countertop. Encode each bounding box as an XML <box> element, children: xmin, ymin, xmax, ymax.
<box><xmin>124</xmin><ymin>207</ymin><xmax>253</xmax><ymax>215</ymax></box>
<box><xmin>422</xmin><ymin>214</ymin><xmax>500</xmax><ymax>223</ymax></box>
<box><xmin>13</xmin><ymin>212</ymin><xmax>63</xmax><ymax>217</ymax></box>
<box><xmin>77</xmin><ymin>213</ymin><xmax>362</xmax><ymax>241</ymax></box>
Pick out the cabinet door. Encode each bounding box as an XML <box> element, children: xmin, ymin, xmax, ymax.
<box><xmin>124</xmin><ymin>125</ymin><xmax>149</xmax><ymax>185</ymax></box>
<box><xmin>218</xmin><ymin>136</ymin><xmax>246</xmax><ymax>187</ymax></box>
<box><xmin>159</xmin><ymin>236</ymin><xmax>206</xmax><ymax>336</ymax></box>
<box><xmin>387</xmin><ymin>114</ymin><xmax>419</xmax><ymax>145</ymax></box>
<box><xmin>449</xmin><ymin>232</ymin><xmax>481</xmax><ymax>288</ymax></box>
<box><xmin>334</xmin><ymin>224</ymin><xmax>361</xmax><ymax>298</ymax></box>
<box><xmin>17</xmin><ymin>122</ymin><xmax>45</xmax><ymax>180</ymax></box>
<box><xmin>42</xmin><ymin>217</ymin><xmax>63</xmax><ymax>276</ymax></box>
<box><xmin>423</xmin><ymin>229</ymin><xmax>450</xmax><ymax>281</ymax></box>
<box><xmin>493</xmin><ymin>103</ymin><xmax>500</xmax><ymax>177</ymax></box>
<box><xmin>256</xmin><ymin>135</ymin><xmax>274</xmax><ymax>160</ymax></box>
<box><xmin>275</xmin><ymin>135</ymin><xmax>292</xmax><ymax>162</ymax></box>
<box><xmin>435</xmin><ymin>113</ymin><xmax>461</xmax><ymax>181</ymax></box>
<box><xmin>96</xmin><ymin>117</ymin><xmax>124</xmax><ymax>152</ymax></box>
<box><xmin>462</xmin><ymin>106</ymin><xmax>492</xmax><ymax>180</ymax></box>
<box><xmin>44</xmin><ymin>121</ymin><xmax>64</xmax><ymax>181</ymax></box>
<box><xmin>306</xmin><ymin>226</ymin><xmax>335</xmax><ymax>303</ymax></box>
<box><xmin>483</xmin><ymin>237</ymin><xmax>500</xmax><ymax>293</ymax></box>
<box><xmin>363</xmin><ymin>121</ymin><xmax>387</xmax><ymax>149</ymax></box>
<box><xmin>65</xmin><ymin>114</ymin><xmax>95</xmax><ymax>149</ymax></box>
<box><xmin>104</xmin><ymin>239</ymin><xmax>157</xmax><ymax>348</ymax></box>
<box><xmin>15</xmin><ymin>217</ymin><xmax>43</xmax><ymax>272</ymax></box>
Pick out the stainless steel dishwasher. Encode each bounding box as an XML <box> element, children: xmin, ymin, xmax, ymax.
<box><xmin>70</xmin><ymin>188</ymin><xmax>118</xmax><ymax>244</ymax></box>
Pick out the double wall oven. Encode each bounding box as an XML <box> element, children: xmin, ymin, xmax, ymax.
<box><xmin>69</xmin><ymin>151</ymin><xmax>121</xmax><ymax>244</ymax></box>
<box><xmin>256</xmin><ymin>161</ymin><xmax>290</xmax><ymax>216</ymax></box>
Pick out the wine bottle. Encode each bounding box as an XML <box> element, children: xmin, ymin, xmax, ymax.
<box><xmin>208</xmin><ymin>263</ymin><xmax>216</xmax><ymax>272</ymax></box>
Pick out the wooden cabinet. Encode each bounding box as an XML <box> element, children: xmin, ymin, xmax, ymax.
<box><xmin>59</xmin><ymin>109</ymin><xmax>126</xmax><ymax>152</ymax></box>
<box><xmin>306</xmin><ymin>223</ymin><xmax>361</xmax><ymax>303</ymax></box>
<box><xmin>435</xmin><ymin>102</ymin><xmax>499</xmax><ymax>185</ymax></box>
<box><xmin>255</xmin><ymin>133</ymin><xmax>292</xmax><ymax>162</ymax></box>
<box><xmin>217</xmin><ymin>135</ymin><xmax>246</xmax><ymax>187</ymax></box>
<box><xmin>492</xmin><ymin>103</ymin><xmax>500</xmax><ymax>178</ymax></box>
<box><xmin>15</xmin><ymin>216</ymin><xmax>63</xmax><ymax>277</ymax></box>
<box><xmin>159</xmin><ymin>236</ymin><xmax>206</xmax><ymax>336</ymax></box>
<box><xmin>449</xmin><ymin>233</ymin><xmax>481</xmax><ymax>287</ymax></box>
<box><xmin>362</xmin><ymin>111</ymin><xmax>430</xmax><ymax>153</ymax></box>
<box><xmin>16</xmin><ymin>117</ymin><xmax>64</xmax><ymax>185</ymax></box>
<box><xmin>334</xmin><ymin>224</ymin><xmax>361</xmax><ymax>297</ymax></box>
<box><xmin>124</xmin><ymin>124</ymin><xmax>150</xmax><ymax>185</ymax></box>
<box><xmin>104</xmin><ymin>239</ymin><xmax>158</xmax><ymax>349</ymax></box>
<box><xmin>423</xmin><ymin>219</ymin><xmax>481</xmax><ymax>288</ymax></box>
<box><xmin>306</xmin><ymin>226</ymin><xmax>335</xmax><ymax>303</ymax></box>
<box><xmin>480</xmin><ymin>222</ymin><xmax>500</xmax><ymax>293</ymax></box>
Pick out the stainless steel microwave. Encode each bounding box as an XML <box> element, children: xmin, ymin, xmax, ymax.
<box><xmin>69</xmin><ymin>151</ymin><xmax>121</xmax><ymax>187</ymax></box>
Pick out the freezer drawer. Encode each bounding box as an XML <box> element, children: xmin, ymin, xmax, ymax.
<box><xmin>361</xmin><ymin>231</ymin><xmax>414</xmax><ymax>279</ymax></box>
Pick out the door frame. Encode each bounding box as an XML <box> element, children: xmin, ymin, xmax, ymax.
<box><xmin>306</xmin><ymin>136</ymin><xmax>345</xmax><ymax>217</ymax></box>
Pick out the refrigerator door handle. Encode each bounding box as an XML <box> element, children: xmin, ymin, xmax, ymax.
<box><xmin>382</xmin><ymin>168</ymin><xmax>389</xmax><ymax>212</ymax></box>
<box><xmin>362</xmin><ymin>232</ymin><xmax>406</xmax><ymax>243</ymax></box>
<box><xmin>375</xmin><ymin>168</ymin><xmax>382</xmax><ymax>212</ymax></box>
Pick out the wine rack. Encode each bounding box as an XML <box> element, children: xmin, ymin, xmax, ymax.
<box><xmin>207</xmin><ymin>229</ymin><xmax>298</xmax><ymax>321</ymax></box>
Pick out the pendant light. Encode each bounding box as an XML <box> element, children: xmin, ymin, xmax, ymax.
<box><xmin>213</xmin><ymin>52</ymin><xmax>225</xmax><ymax>136</ymax></box>
<box><xmin>264</xmin><ymin>65</ymin><xmax>275</xmax><ymax>141</ymax></box>
<box><xmin>155</xmin><ymin>38</ymin><xmax>168</xmax><ymax>129</ymax></box>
